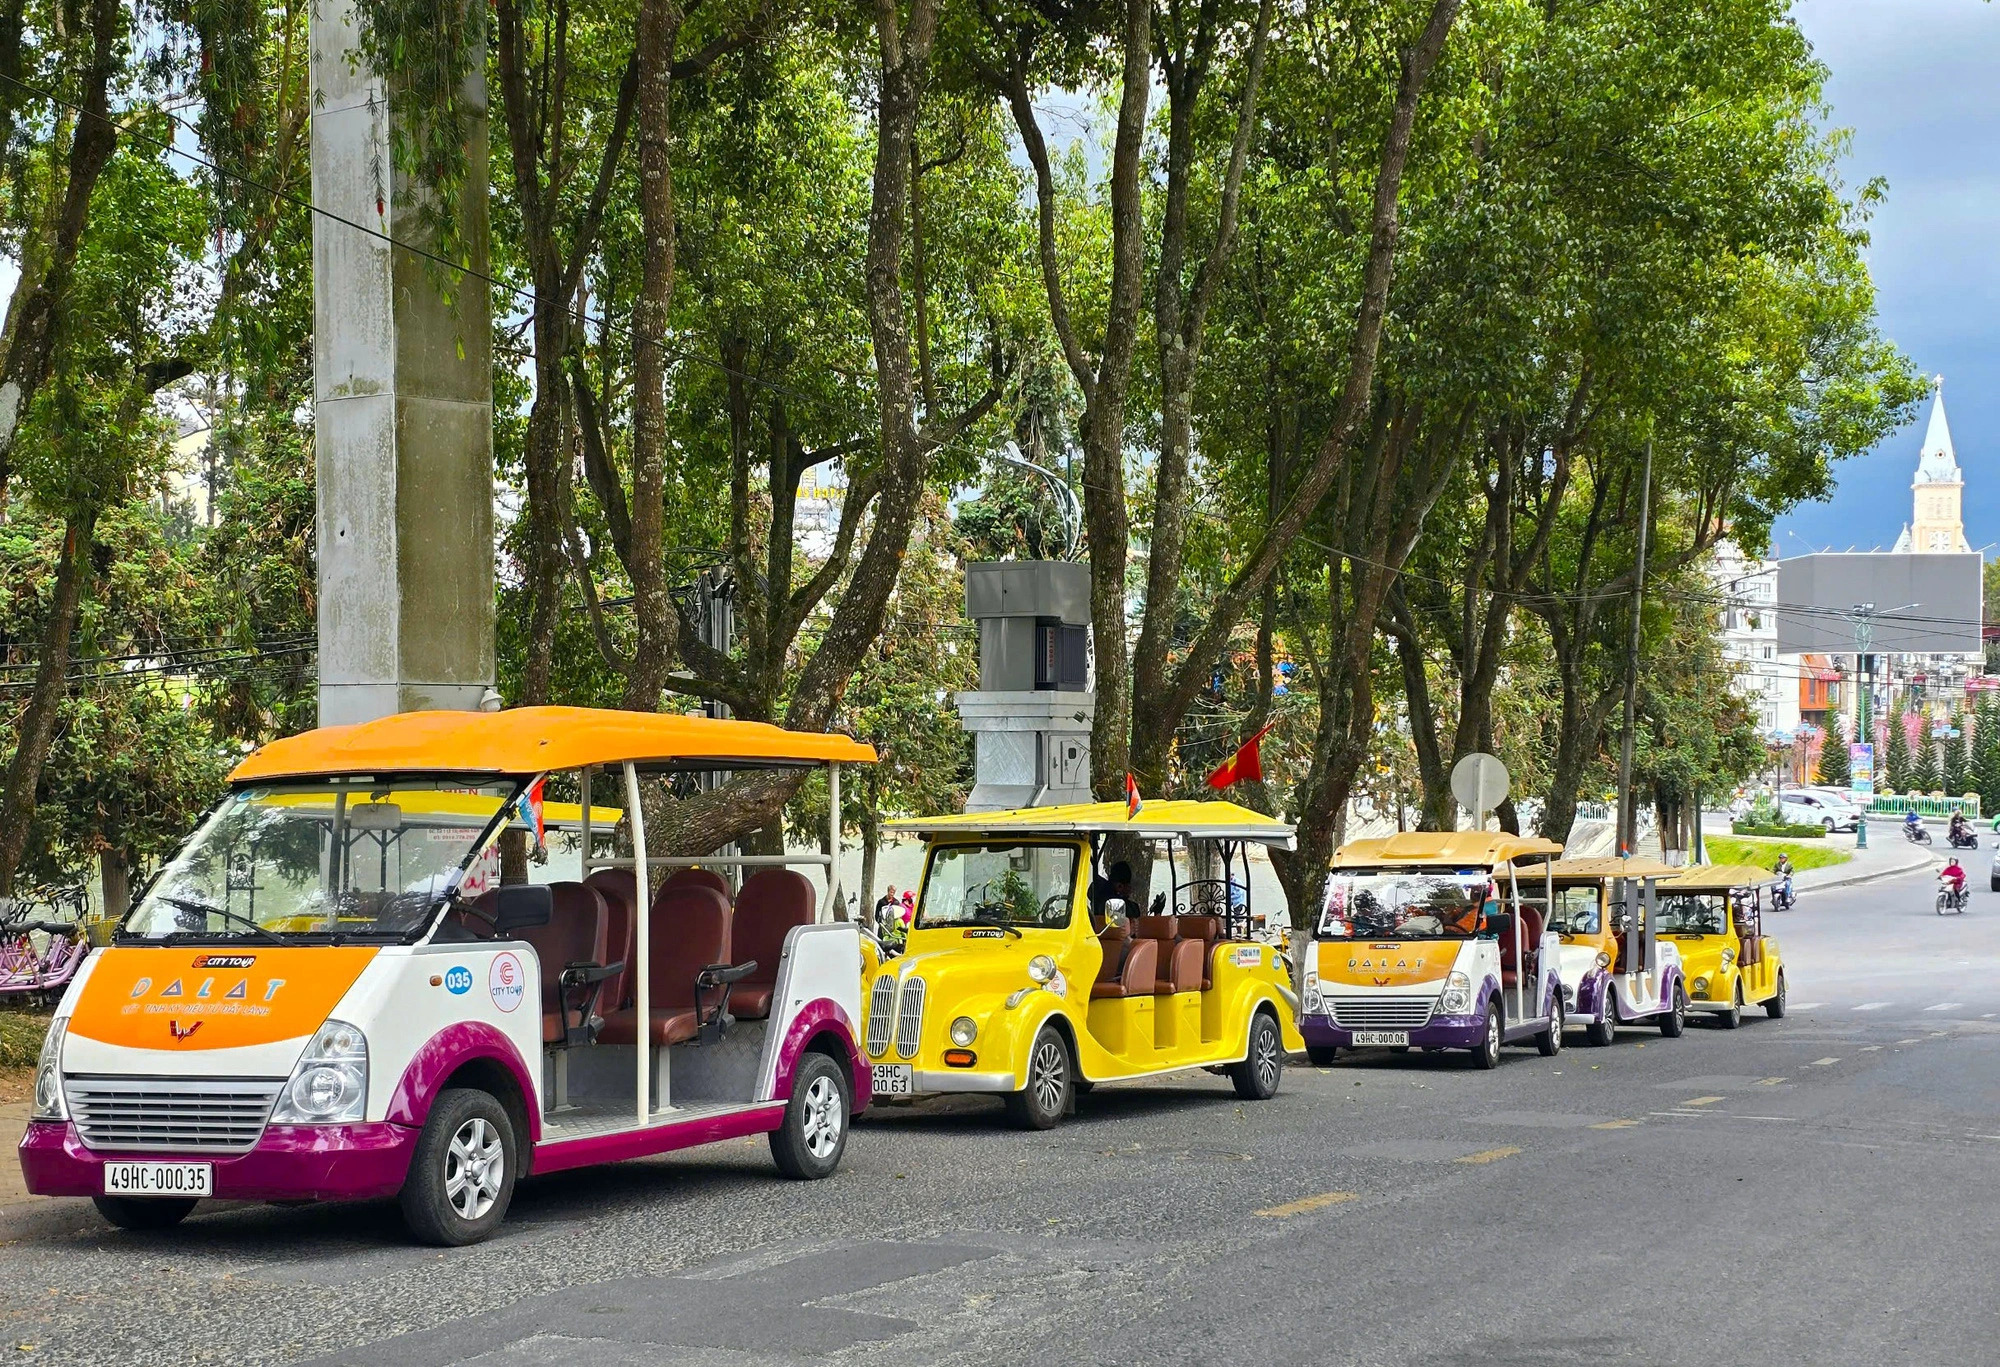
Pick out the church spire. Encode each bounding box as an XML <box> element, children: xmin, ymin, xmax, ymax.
<box><xmin>1916</xmin><ymin>374</ymin><xmax>1958</xmax><ymax>484</ymax></box>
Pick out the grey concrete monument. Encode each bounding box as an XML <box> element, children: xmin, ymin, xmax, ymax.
<box><xmin>958</xmin><ymin>562</ymin><xmax>1096</xmax><ymax>811</ymax></box>
<box><xmin>309</xmin><ymin>0</ymin><xmax>495</xmax><ymax>725</ymax></box>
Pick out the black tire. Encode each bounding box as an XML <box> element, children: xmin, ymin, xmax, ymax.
<box><xmin>1718</xmin><ymin>982</ymin><xmax>1743</xmax><ymax>1031</ymax></box>
<box><xmin>399</xmin><ymin>1087</ymin><xmax>517</xmax><ymax>1247</ymax></box>
<box><xmin>1469</xmin><ymin>1000</ymin><xmax>1503</xmax><ymax>1069</ymax></box>
<box><xmin>1765</xmin><ymin>971</ymin><xmax>1787</xmax><ymax>1020</ymax></box>
<box><xmin>1003</xmin><ymin>1024</ymin><xmax>1072</xmax><ymax>1130</ymax></box>
<box><xmin>770</xmin><ymin>1050</ymin><xmax>850</xmax><ymax>1180</ymax></box>
<box><xmin>1536</xmin><ymin>992</ymin><xmax>1565</xmax><ymax>1057</ymax></box>
<box><xmin>1230</xmin><ymin>1010</ymin><xmax>1284</xmax><ymax>1100</ymax></box>
<box><xmin>1659</xmin><ymin>982</ymin><xmax>1687</xmax><ymax>1038</ymax></box>
<box><xmin>92</xmin><ymin>1196</ymin><xmax>197</xmax><ymax>1231</ymax></box>
<box><xmin>1306</xmin><ymin>1044</ymin><xmax>1338</xmax><ymax>1067</ymax></box>
<box><xmin>1587</xmin><ymin>989</ymin><xmax>1617</xmax><ymax>1047</ymax></box>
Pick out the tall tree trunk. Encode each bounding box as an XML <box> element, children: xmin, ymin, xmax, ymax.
<box><xmin>620</xmin><ymin>0</ymin><xmax>686</xmax><ymax>711</ymax></box>
<box><xmin>0</xmin><ymin>0</ymin><xmax>121</xmax><ymax>490</ymax></box>
<box><xmin>0</xmin><ymin>512</ymin><xmax>96</xmax><ymax>894</ymax></box>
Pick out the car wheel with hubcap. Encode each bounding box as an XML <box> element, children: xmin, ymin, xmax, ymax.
<box><xmin>1470</xmin><ymin>1000</ymin><xmax>1503</xmax><ymax>1069</ymax></box>
<box><xmin>1305</xmin><ymin>1044</ymin><xmax>1338</xmax><ymax>1067</ymax></box>
<box><xmin>770</xmin><ymin>1050</ymin><xmax>850</xmax><ymax>1179</ymax></box>
<box><xmin>1659</xmin><ymin>982</ymin><xmax>1687</xmax><ymax>1038</ymax></box>
<box><xmin>1719</xmin><ymin>982</ymin><xmax>1743</xmax><ymax>1030</ymax></box>
<box><xmin>1536</xmin><ymin>993</ymin><xmax>1565</xmax><ymax>1057</ymax></box>
<box><xmin>92</xmin><ymin>1196</ymin><xmax>198</xmax><ymax>1232</ymax></box>
<box><xmin>1587</xmin><ymin>990</ymin><xmax>1617</xmax><ymax>1047</ymax></box>
<box><xmin>1004</xmin><ymin>1024</ymin><xmax>1072</xmax><ymax>1130</ymax></box>
<box><xmin>1230</xmin><ymin>1010</ymin><xmax>1284</xmax><ymax>1100</ymax></box>
<box><xmin>1765</xmin><ymin>971</ymin><xmax>1788</xmax><ymax>1019</ymax></box>
<box><xmin>400</xmin><ymin>1087</ymin><xmax>516</xmax><ymax>1247</ymax></box>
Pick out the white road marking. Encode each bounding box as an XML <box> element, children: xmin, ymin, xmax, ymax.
<box><xmin>1808</xmin><ymin>1057</ymin><xmax>1840</xmax><ymax>1066</ymax></box>
<box><xmin>1790</xmin><ymin>1002</ymin><xmax>1825</xmax><ymax>1010</ymax></box>
<box><xmin>1924</xmin><ymin>1003</ymin><xmax>1963</xmax><ymax>1012</ymax></box>
<box><xmin>1861</xmin><ymin>1045</ymin><xmax>1883</xmax><ymax>1052</ymax></box>
<box><xmin>1853</xmin><ymin>1002</ymin><xmax>1892</xmax><ymax>1011</ymax></box>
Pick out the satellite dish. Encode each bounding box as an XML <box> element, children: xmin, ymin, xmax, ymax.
<box><xmin>1450</xmin><ymin>753</ymin><xmax>1510</xmax><ymax>828</ymax></box>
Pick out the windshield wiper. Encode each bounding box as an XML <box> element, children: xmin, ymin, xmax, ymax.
<box><xmin>156</xmin><ymin>896</ymin><xmax>285</xmax><ymax>944</ymax></box>
<box><xmin>963</xmin><ymin>914</ymin><xmax>1024</xmax><ymax>939</ymax></box>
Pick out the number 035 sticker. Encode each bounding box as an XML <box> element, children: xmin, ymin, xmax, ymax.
<box><xmin>488</xmin><ymin>952</ymin><xmax>526</xmax><ymax>1012</ymax></box>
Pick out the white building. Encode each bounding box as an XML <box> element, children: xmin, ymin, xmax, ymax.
<box><xmin>1712</xmin><ymin>540</ymin><xmax>1800</xmax><ymax>737</ymax></box>
<box><xmin>1892</xmin><ymin>377</ymin><xmax>1970</xmax><ymax>554</ymax></box>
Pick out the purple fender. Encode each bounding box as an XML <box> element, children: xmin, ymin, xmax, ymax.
<box><xmin>770</xmin><ymin>999</ymin><xmax>868</xmax><ymax>1114</ymax></box>
<box><xmin>1574</xmin><ymin>966</ymin><xmax>1611</xmax><ymax>1023</ymax></box>
<box><xmin>386</xmin><ymin>1021</ymin><xmax>542</xmax><ymax>1143</ymax></box>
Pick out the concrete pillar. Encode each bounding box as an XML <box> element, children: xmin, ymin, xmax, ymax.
<box><xmin>309</xmin><ymin>0</ymin><xmax>495</xmax><ymax>725</ymax></box>
<box><xmin>957</xmin><ymin>562</ymin><xmax>1095</xmax><ymax>811</ymax></box>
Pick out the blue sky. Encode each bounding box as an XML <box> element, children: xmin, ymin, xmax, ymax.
<box><xmin>1775</xmin><ymin>0</ymin><xmax>2000</xmax><ymax>556</ymax></box>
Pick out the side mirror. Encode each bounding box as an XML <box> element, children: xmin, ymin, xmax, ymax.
<box><xmin>1102</xmin><ymin>897</ymin><xmax>1129</xmax><ymax>924</ymax></box>
<box><xmin>1483</xmin><ymin>911</ymin><xmax>1514</xmax><ymax>940</ymax></box>
<box><xmin>493</xmin><ymin>883</ymin><xmax>552</xmax><ymax>934</ymax></box>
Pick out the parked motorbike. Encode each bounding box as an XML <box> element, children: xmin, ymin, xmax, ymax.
<box><xmin>1935</xmin><ymin>875</ymin><xmax>1969</xmax><ymax>916</ymax></box>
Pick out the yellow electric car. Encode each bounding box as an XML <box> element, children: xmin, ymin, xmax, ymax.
<box><xmin>864</xmin><ymin>802</ymin><xmax>1305</xmax><ymax>1128</ymax></box>
<box><xmin>1654</xmin><ymin>864</ymin><xmax>1788</xmax><ymax>1026</ymax></box>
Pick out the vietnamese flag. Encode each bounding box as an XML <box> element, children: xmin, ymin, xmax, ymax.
<box><xmin>1206</xmin><ymin>721</ymin><xmax>1277</xmax><ymax>791</ymax></box>
<box><xmin>1125</xmin><ymin>773</ymin><xmax>1145</xmax><ymax>820</ymax></box>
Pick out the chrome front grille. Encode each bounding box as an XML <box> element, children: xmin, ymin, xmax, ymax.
<box><xmin>66</xmin><ymin>1075</ymin><xmax>284</xmax><ymax>1153</ymax></box>
<box><xmin>866</xmin><ymin>973</ymin><xmax>898</xmax><ymax>1058</ymax></box>
<box><xmin>1330</xmin><ymin>997</ymin><xmax>1436</xmax><ymax>1030</ymax></box>
<box><xmin>894</xmin><ymin>976</ymin><xmax>926</xmax><ymax>1058</ymax></box>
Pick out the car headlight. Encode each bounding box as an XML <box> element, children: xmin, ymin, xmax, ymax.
<box><xmin>1439</xmin><ymin>971</ymin><xmax>1473</xmax><ymax>1016</ymax></box>
<box><xmin>30</xmin><ymin>1017</ymin><xmax>67</xmax><ymax>1121</ymax></box>
<box><xmin>1595</xmin><ymin>951</ymin><xmax>1612</xmax><ymax>970</ymax></box>
<box><xmin>950</xmin><ymin>1016</ymin><xmax>978</xmax><ymax>1047</ymax></box>
<box><xmin>1692</xmin><ymin>975</ymin><xmax>1710</xmax><ymax>998</ymax></box>
<box><xmin>1026</xmin><ymin>955</ymin><xmax>1057</xmax><ymax>984</ymax></box>
<box><xmin>270</xmin><ymin>1019</ymin><xmax>369</xmax><ymax>1124</ymax></box>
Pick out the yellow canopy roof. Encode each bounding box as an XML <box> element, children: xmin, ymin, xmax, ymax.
<box><xmin>1548</xmin><ymin>857</ymin><xmax>1680</xmax><ymax>880</ymax></box>
<box><xmin>1660</xmin><ymin>863</ymin><xmax>1773</xmax><ymax>892</ymax></box>
<box><xmin>1332</xmin><ymin>831</ymin><xmax>1564</xmax><ymax>868</ymax></box>
<box><xmin>886</xmin><ymin>800</ymin><xmax>1294</xmax><ymax>847</ymax></box>
<box><xmin>232</xmin><ymin>706</ymin><xmax>876</xmax><ymax>782</ymax></box>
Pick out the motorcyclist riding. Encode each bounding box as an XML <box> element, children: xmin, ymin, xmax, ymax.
<box><xmin>1941</xmin><ymin>857</ymin><xmax>1968</xmax><ymax>910</ymax></box>
<box><xmin>1773</xmin><ymin>853</ymin><xmax>1795</xmax><ymax>909</ymax></box>
<box><xmin>1905</xmin><ymin>810</ymin><xmax>1929</xmax><ymax>843</ymax></box>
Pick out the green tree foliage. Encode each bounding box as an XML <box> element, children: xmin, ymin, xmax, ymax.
<box><xmin>1913</xmin><ymin>716</ymin><xmax>1941</xmax><ymax>795</ymax></box>
<box><xmin>1971</xmin><ymin>700</ymin><xmax>2000</xmax><ymax>817</ymax></box>
<box><xmin>1942</xmin><ymin>715</ymin><xmax>1970</xmax><ymax>797</ymax></box>
<box><xmin>1815</xmin><ymin>716</ymin><xmax>1851</xmax><ymax>789</ymax></box>
<box><xmin>1884</xmin><ymin>697</ymin><xmax>1913</xmax><ymax>793</ymax></box>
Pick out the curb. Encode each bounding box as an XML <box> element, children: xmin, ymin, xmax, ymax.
<box><xmin>1798</xmin><ymin>851</ymin><xmax>1940</xmax><ymax>895</ymax></box>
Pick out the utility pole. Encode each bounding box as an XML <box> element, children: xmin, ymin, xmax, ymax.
<box><xmin>1616</xmin><ymin>439</ymin><xmax>1654</xmax><ymax>856</ymax></box>
<box><xmin>1854</xmin><ymin>604</ymin><xmax>1874</xmax><ymax>849</ymax></box>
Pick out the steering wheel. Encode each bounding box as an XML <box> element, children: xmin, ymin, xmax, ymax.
<box><xmin>1038</xmin><ymin>893</ymin><xmax>1070</xmax><ymax>925</ymax></box>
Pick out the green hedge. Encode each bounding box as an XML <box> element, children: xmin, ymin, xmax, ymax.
<box><xmin>1730</xmin><ymin>821</ymin><xmax>1826</xmax><ymax>839</ymax></box>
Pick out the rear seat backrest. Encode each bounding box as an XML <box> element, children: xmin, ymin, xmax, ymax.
<box><xmin>1095</xmin><ymin>924</ymin><xmax>1130</xmax><ymax>984</ymax></box>
<box><xmin>662</xmin><ymin>867</ymin><xmax>731</xmax><ymax>901</ymax></box>
<box><xmin>648</xmin><ymin>885</ymin><xmax>732</xmax><ymax>1011</ymax></box>
<box><xmin>1161</xmin><ymin>938</ymin><xmax>1204</xmax><ymax>994</ymax></box>
<box><xmin>729</xmin><ymin>869</ymin><xmax>815</xmax><ymax>1019</ymax></box>
<box><xmin>583</xmin><ymin>868</ymin><xmax>639</xmax><ymax>1009</ymax></box>
<box><xmin>517</xmin><ymin>884</ymin><xmax>610</xmax><ymax>1042</ymax></box>
<box><xmin>1090</xmin><ymin>937</ymin><xmax>1158</xmax><ymax>999</ymax></box>
<box><xmin>1179</xmin><ymin>916</ymin><xmax>1222</xmax><ymax>988</ymax></box>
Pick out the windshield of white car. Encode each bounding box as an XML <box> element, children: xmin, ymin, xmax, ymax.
<box><xmin>118</xmin><ymin>778</ymin><xmax>523</xmax><ymax>944</ymax></box>
<box><xmin>916</xmin><ymin>843</ymin><xmax>1078</xmax><ymax>930</ymax></box>
<box><xmin>1319</xmin><ymin>869</ymin><xmax>1495</xmax><ymax>940</ymax></box>
<box><xmin>1544</xmin><ymin>886</ymin><xmax>1603</xmax><ymax>936</ymax></box>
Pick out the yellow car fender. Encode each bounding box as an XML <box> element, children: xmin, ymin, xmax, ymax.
<box><xmin>991</xmin><ymin>995</ymin><xmax>1078</xmax><ymax>1083</ymax></box>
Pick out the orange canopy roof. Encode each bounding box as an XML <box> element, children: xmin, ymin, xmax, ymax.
<box><xmin>230</xmin><ymin>706</ymin><xmax>876</xmax><ymax>782</ymax></box>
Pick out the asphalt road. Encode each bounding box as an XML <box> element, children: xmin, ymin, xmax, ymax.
<box><xmin>3</xmin><ymin>863</ymin><xmax>1998</xmax><ymax>1366</ymax></box>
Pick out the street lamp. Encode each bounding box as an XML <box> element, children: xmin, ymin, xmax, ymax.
<box><xmin>1849</xmin><ymin>599</ymin><xmax>1921</xmax><ymax>850</ymax></box>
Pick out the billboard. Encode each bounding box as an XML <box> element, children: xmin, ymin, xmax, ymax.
<box><xmin>1772</xmin><ymin>553</ymin><xmax>1982</xmax><ymax>655</ymax></box>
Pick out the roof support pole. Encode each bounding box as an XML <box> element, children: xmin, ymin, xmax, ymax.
<box><xmin>825</xmin><ymin>762</ymin><xmax>841</xmax><ymax>922</ymax></box>
<box><xmin>625</xmin><ymin>761</ymin><xmax>650</xmax><ymax>1122</ymax></box>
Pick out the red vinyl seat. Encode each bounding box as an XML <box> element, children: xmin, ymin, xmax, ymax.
<box><xmin>597</xmin><ymin>884</ymin><xmax>732</xmax><ymax>1047</ymax></box>
<box><xmin>661</xmin><ymin>867</ymin><xmax>731</xmax><ymax>901</ymax></box>
<box><xmin>516</xmin><ymin>883</ymin><xmax>612</xmax><ymax>1045</ymax></box>
<box><xmin>728</xmin><ymin>869</ymin><xmax>815</xmax><ymax>1019</ymax></box>
<box><xmin>583</xmin><ymin>868</ymin><xmax>640</xmax><ymax>1010</ymax></box>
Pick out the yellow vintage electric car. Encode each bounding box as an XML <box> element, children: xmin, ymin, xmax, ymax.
<box><xmin>1654</xmin><ymin>864</ymin><xmax>1788</xmax><ymax>1026</ymax></box>
<box><xmin>863</xmin><ymin>802</ymin><xmax>1305</xmax><ymax>1128</ymax></box>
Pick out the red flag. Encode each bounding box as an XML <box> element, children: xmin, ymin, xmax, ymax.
<box><xmin>1206</xmin><ymin>721</ymin><xmax>1278</xmax><ymax>790</ymax></box>
<box><xmin>1125</xmin><ymin>772</ymin><xmax>1144</xmax><ymax>819</ymax></box>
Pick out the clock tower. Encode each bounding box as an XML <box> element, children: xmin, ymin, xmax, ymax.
<box><xmin>1892</xmin><ymin>376</ymin><xmax>1968</xmax><ymax>554</ymax></box>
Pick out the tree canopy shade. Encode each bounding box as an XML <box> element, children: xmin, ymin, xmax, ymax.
<box><xmin>0</xmin><ymin>0</ymin><xmax>1917</xmax><ymax>915</ymax></box>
